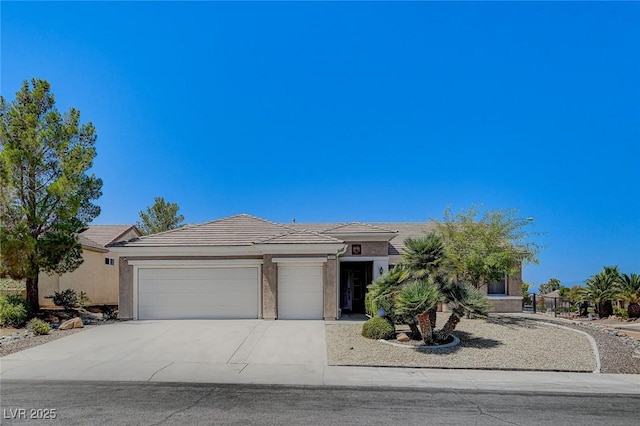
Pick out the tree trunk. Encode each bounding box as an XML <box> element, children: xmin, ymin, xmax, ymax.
<box><xmin>435</xmin><ymin>313</ymin><xmax>461</xmax><ymax>343</ymax></box>
<box><xmin>598</xmin><ymin>300</ymin><xmax>613</xmax><ymax>317</ymax></box>
<box><xmin>428</xmin><ymin>308</ymin><xmax>437</xmax><ymax>329</ymax></box>
<box><xmin>627</xmin><ymin>302</ymin><xmax>640</xmax><ymax>319</ymax></box>
<box><xmin>407</xmin><ymin>322</ymin><xmax>421</xmax><ymax>340</ymax></box>
<box><xmin>418</xmin><ymin>312</ymin><xmax>434</xmax><ymax>345</ymax></box>
<box><xmin>25</xmin><ymin>275</ymin><xmax>40</xmax><ymax>313</ymax></box>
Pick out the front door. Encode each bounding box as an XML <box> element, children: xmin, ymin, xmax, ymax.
<box><xmin>340</xmin><ymin>262</ymin><xmax>373</xmax><ymax>314</ymax></box>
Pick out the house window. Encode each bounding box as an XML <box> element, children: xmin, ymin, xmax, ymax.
<box><xmin>488</xmin><ymin>276</ymin><xmax>507</xmax><ymax>295</ymax></box>
<box><xmin>351</xmin><ymin>244</ymin><xmax>362</xmax><ymax>255</ymax></box>
<box><xmin>105</xmin><ymin>258</ymin><xmax>115</xmax><ymax>266</ymax></box>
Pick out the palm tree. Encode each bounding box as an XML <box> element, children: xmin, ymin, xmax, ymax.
<box><xmin>398</xmin><ymin>234</ymin><xmax>445</xmax><ymax>282</ymax></box>
<box><xmin>397</xmin><ymin>233</ymin><xmax>445</xmax><ymax>330</ymax></box>
<box><xmin>581</xmin><ymin>266</ymin><xmax>621</xmax><ymax>317</ymax></box>
<box><xmin>394</xmin><ymin>278</ymin><xmax>442</xmax><ymax>344</ymax></box>
<box><xmin>619</xmin><ymin>273</ymin><xmax>640</xmax><ymax>318</ymax></box>
<box><xmin>365</xmin><ymin>267</ymin><xmax>403</xmax><ymax>324</ymax></box>
<box><xmin>435</xmin><ymin>281</ymin><xmax>491</xmax><ymax>342</ymax></box>
<box><xmin>364</xmin><ymin>232</ymin><xmax>491</xmax><ymax>345</ymax></box>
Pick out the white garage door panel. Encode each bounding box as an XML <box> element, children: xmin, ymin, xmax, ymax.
<box><xmin>138</xmin><ymin>267</ymin><xmax>259</xmax><ymax>320</ymax></box>
<box><xmin>278</xmin><ymin>265</ymin><xmax>323</xmax><ymax>320</ymax></box>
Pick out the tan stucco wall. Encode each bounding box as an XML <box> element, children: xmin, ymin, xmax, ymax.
<box><xmin>38</xmin><ymin>249</ymin><xmax>118</xmax><ymax>307</ymax></box>
<box><xmin>487</xmin><ymin>298</ymin><xmax>523</xmax><ymax>313</ymax></box>
<box><xmin>262</xmin><ymin>255</ymin><xmax>277</xmax><ymax>320</ymax></box>
<box><xmin>346</xmin><ymin>241</ymin><xmax>388</xmax><ymax>257</ymax></box>
<box><xmin>118</xmin><ymin>257</ymin><xmax>134</xmax><ymax>319</ymax></box>
<box><xmin>507</xmin><ymin>265</ymin><xmax>523</xmax><ymax>296</ymax></box>
<box><xmin>324</xmin><ymin>256</ymin><xmax>338</xmax><ymax>320</ymax></box>
<box><xmin>38</xmin><ymin>273</ymin><xmax>60</xmax><ymax>307</ymax></box>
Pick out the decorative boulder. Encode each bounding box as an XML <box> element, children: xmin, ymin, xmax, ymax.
<box><xmin>59</xmin><ymin>317</ymin><xmax>84</xmax><ymax>330</ymax></box>
<box><xmin>396</xmin><ymin>332</ymin><xmax>410</xmax><ymax>342</ymax></box>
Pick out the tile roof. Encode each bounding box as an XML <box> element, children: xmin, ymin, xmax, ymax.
<box><xmin>258</xmin><ymin>231</ymin><xmax>343</xmax><ymax>245</ymax></box>
<box><xmin>111</xmin><ymin>214</ymin><xmax>438</xmax><ymax>253</ymax></box>
<box><xmin>291</xmin><ymin>221</ymin><xmax>437</xmax><ymax>255</ymax></box>
<box><xmin>322</xmin><ymin>222</ymin><xmax>397</xmax><ymax>234</ymax></box>
<box><xmin>371</xmin><ymin>222</ymin><xmax>438</xmax><ymax>256</ymax></box>
<box><xmin>117</xmin><ymin>214</ymin><xmax>298</xmax><ymax>247</ymax></box>
<box><xmin>80</xmin><ymin>225</ymin><xmax>139</xmax><ymax>247</ymax></box>
<box><xmin>78</xmin><ymin>234</ymin><xmax>108</xmax><ymax>253</ymax></box>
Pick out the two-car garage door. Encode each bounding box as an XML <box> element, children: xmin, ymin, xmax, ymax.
<box><xmin>136</xmin><ymin>264</ymin><xmax>325</xmax><ymax>320</ymax></box>
<box><xmin>138</xmin><ymin>267</ymin><xmax>260</xmax><ymax>320</ymax></box>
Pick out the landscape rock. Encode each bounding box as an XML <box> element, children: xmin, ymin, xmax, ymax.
<box><xmin>59</xmin><ymin>317</ymin><xmax>84</xmax><ymax>330</ymax></box>
<box><xmin>396</xmin><ymin>332</ymin><xmax>410</xmax><ymax>342</ymax></box>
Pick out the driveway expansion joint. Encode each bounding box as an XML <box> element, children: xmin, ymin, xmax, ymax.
<box><xmin>148</xmin><ymin>362</ymin><xmax>174</xmax><ymax>382</ymax></box>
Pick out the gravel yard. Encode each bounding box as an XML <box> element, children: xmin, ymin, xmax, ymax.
<box><xmin>327</xmin><ymin>314</ymin><xmax>599</xmax><ymax>372</ymax></box>
<box><xmin>529</xmin><ymin>316</ymin><xmax>640</xmax><ymax>374</ymax></box>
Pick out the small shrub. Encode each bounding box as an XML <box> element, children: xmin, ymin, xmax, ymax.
<box><xmin>0</xmin><ymin>295</ymin><xmax>28</xmax><ymax>326</ymax></box>
<box><xmin>47</xmin><ymin>289</ymin><xmax>91</xmax><ymax>310</ymax></box>
<box><xmin>362</xmin><ymin>316</ymin><xmax>395</xmax><ymax>340</ymax></box>
<box><xmin>613</xmin><ymin>307</ymin><xmax>629</xmax><ymax>321</ymax></box>
<box><xmin>100</xmin><ymin>305</ymin><xmax>118</xmax><ymax>321</ymax></box>
<box><xmin>27</xmin><ymin>318</ymin><xmax>51</xmax><ymax>335</ymax></box>
<box><xmin>4</xmin><ymin>294</ymin><xmax>30</xmax><ymax>314</ymax></box>
<box><xmin>78</xmin><ymin>291</ymin><xmax>91</xmax><ymax>308</ymax></box>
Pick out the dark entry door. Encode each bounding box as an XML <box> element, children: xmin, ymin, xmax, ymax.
<box><xmin>340</xmin><ymin>262</ymin><xmax>373</xmax><ymax>314</ymax></box>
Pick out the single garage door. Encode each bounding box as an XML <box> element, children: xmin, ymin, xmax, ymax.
<box><xmin>138</xmin><ymin>267</ymin><xmax>259</xmax><ymax>320</ymax></box>
<box><xmin>277</xmin><ymin>265</ymin><xmax>324</xmax><ymax>319</ymax></box>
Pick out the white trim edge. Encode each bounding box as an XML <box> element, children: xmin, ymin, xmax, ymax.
<box><xmin>272</xmin><ymin>257</ymin><xmax>328</xmax><ymax>264</ymax></box>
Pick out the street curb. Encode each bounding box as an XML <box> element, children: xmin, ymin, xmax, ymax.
<box><xmin>535</xmin><ymin>321</ymin><xmax>601</xmax><ymax>373</ymax></box>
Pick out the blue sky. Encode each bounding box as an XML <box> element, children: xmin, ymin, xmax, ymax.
<box><xmin>1</xmin><ymin>1</ymin><xmax>638</xmax><ymax>290</ymax></box>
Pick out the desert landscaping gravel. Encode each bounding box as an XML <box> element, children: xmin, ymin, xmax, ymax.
<box><xmin>532</xmin><ymin>317</ymin><xmax>640</xmax><ymax>374</ymax></box>
<box><xmin>327</xmin><ymin>314</ymin><xmax>600</xmax><ymax>372</ymax></box>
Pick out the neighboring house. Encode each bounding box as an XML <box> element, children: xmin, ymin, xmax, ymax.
<box><xmin>39</xmin><ymin>225</ymin><xmax>141</xmax><ymax>307</ymax></box>
<box><xmin>110</xmin><ymin>214</ymin><xmax>523</xmax><ymax>320</ymax></box>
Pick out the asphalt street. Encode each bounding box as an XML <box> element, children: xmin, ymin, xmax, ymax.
<box><xmin>1</xmin><ymin>381</ymin><xmax>638</xmax><ymax>425</ymax></box>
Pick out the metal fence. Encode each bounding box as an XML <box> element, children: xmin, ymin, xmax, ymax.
<box><xmin>524</xmin><ymin>294</ymin><xmax>590</xmax><ymax>318</ymax></box>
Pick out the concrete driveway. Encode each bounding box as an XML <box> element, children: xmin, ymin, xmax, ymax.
<box><xmin>0</xmin><ymin>320</ymin><xmax>327</xmax><ymax>384</ymax></box>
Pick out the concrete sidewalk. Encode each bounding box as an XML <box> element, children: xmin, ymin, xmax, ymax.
<box><xmin>1</xmin><ymin>320</ymin><xmax>640</xmax><ymax>394</ymax></box>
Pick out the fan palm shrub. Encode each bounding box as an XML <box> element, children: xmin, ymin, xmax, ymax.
<box><xmin>581</xmin><ymin>266</ymin><xmax>621</xmax><ymax>317</ymax></box>
<box><xmin>435</xmin><ymin>281</ymin><xmax>491</xmax><ymax>342</ymax></box>
<box><xmin>394</xmin><ymin>278</ymin><xmax>443</xmax><ymax>344</ymax></box>
<box><xmin>619</xmin><ymin>273</ymin><xmax>640</xmax><ymax>318</ymax></box>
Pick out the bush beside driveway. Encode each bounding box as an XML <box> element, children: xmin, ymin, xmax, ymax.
<box><xmin>326</xmin><ymin>314</ymin><xmax>598</xmax><ymax>372</ymax></box>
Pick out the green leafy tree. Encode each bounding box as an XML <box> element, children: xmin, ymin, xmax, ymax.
<box><xmin>618</xmin><ymin>273</ymin><xmax>640</xmax><ymax>318</ymax></box>
<box><xmin>522</xmin><ymin>282</ymin><xmax>532</xmax><ymax>305</ymax></box>
<box><xmin>136</xmin><ymin>197</ymin><xmax>184</xmax><ymax>235</ymax></box>
<box><xmin>580</xmin><ymin>266</ymin><xmax>621</xmax><ymax>317</ymax></box>
<box><xmin>434</xmin><ymin>206</ymin><xmax>540</xmax><ymax>290</ymax></box>
<box><xmin>539</xmin><ymin>278</ymin><xmax>561</xmax><ymax>294</ymax></box>
<box><xmin>0</xmin><ymin>79</ymin><xmax>102</xmax><ymax>312</ymax></box>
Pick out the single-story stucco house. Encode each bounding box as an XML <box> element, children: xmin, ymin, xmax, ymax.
<box><xmin>109</xmin><ymin>214</ymin><xmax>523</xmax><ymax>320</ymax></box>
<box><xmin>39</xmin><ymin>224</ymin><xmax>141</xmax><ymax>307</ymax></box>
